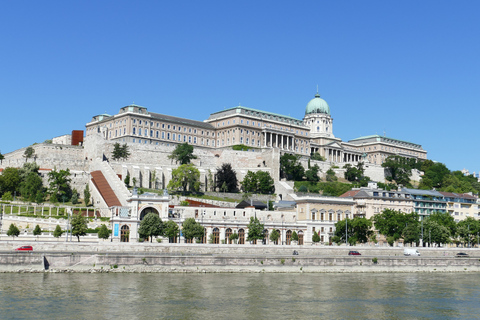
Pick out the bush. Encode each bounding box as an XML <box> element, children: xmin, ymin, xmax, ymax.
<box><xmin>372</xmin><ymin>257</ymin><xmax>378</xmax><ymax>264</ymax></box>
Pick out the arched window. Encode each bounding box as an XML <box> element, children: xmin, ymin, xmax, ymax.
<box><xmin>286</xmin><ymin>230</ymin><xmax>292</xmax><ymax>245</ymax></box>
<box><xmin>238</xmin><ymin>229</ymin><xmax>245</xmax><ymax>244</ymax></box>
<box><xmin>213</xmin><ymin>228</ymin><xmax>220</xmax><ymax>244</ymax></box>
<box><xmin>121</xmin><ymin>225</ymin><xmax>129</xmax><ymax>242</ymax></box>
<box><xmin>225</xmin><ymin>228</ymin><xmax>232</xmax><ymax>244</ymax></box>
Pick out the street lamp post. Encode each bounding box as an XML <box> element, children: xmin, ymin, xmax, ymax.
<box><xmin>345</xmin><ymin>216</ymin><xmax>348</xmax><ymax>246</ymax></box>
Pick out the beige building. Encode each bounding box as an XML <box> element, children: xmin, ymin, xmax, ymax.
<box><xmin>85</xmin><ymin>92</ymin><xmax>427</xmax><ymax>166</ymax></box>
<box><xmin>439</xmin><ymin>191</ymin><xmax>479</xmax><ymax>222</ymax></box>
<box><xmin>340</xmin><ymin>182</ymin><xmax>414</xmax><ymax>219</ymax></box>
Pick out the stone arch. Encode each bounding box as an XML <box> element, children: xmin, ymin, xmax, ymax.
<box><xmin>286</xmin><ymin>230</ymin><xmax>292</xmax><ymax>245</ymax></box>
<box><xmin>139</xmin><ymin>207</ymin><xmax>159</xmax><ymax>220</ymax></box>
<box><xmin>213</xmin><ymin>227</ymin><xmax>220</xmax><ymax>244</ymax></box>
<box><xmin>121</xmin><ymin>225</ymin><xmax>130</xmax><ymax>242</ymax></box>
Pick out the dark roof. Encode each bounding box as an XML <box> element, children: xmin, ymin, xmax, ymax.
<box><xmin>236</xmin><ymin>200</ymin><xmax>268</xmax><ymax>209</ymax></box>
<box><xmin>149</xmin><ymin>112</ymin><xmax>214</xmax><ymax>130</ymax></box>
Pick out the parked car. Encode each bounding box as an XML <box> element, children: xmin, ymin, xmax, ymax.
<box><xmin>404</xmin><ymin>248</ymin><xmax>420</xmax><ymax>256</ymax></box>
<box><xmin>456</xmin><ymin>252</ymin><xmax>469</xmax><ymax>257</ymax></box>
<box><xmin>15</xmin><ymin>246</ymin><xmax>33</xmax><ymax>251</ymax></box>
<box><xmin>348</xmin><ymin>251</ymin><xmax>361</xmax><ymax>256</ymax></box>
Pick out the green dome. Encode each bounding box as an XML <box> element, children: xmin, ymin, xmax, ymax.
<box><xmin>305</xmin><ymin>93</ymin><xmax>330</xmax><ymax>115</ymax></box>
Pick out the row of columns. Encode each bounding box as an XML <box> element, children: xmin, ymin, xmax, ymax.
<box><xmin>263</xmin><ymin>132</ymin><xmax>294</xmax><ymax>151</ymax></box>
<box><xmin>310</xmin><ymin>147</ymin><xmax>361</xmax><ymax>163</ymax></box>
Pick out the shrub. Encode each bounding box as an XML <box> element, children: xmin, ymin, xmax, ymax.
<box><xmin>372</xmin><ymin>257</ymin><xmax>378</xmax><ymax>264</ymax></box>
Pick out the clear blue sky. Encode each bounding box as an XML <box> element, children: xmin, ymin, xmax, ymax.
<box><xmin>1</xmin><ymin>1</ymin><xmax>479</xmax><ymax>174</ymax></box>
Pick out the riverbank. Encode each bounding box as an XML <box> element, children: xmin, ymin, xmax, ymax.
<box><xmin>2</xmin><ymin>251</ymin><xmax>480</xmax><ymax>273</ymax></box>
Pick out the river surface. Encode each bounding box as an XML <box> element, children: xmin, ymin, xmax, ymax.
<box><xmin>1</xmin><ymin>273</ymin><xmax>479</xmax><ymax>319</ymax></box>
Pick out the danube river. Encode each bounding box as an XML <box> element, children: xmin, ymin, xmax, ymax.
<box><xmin>1</xmin><ymin>273</ymin><xmax>479</xmax><ymax>319</ymax></box>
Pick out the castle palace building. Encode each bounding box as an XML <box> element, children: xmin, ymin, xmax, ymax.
<box><xmin>85</xmin><ymin>92</ymin><xmax>427</xmax><ymax>165</ymax></box>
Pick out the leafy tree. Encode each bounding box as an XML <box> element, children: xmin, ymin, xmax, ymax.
<box><xmin>167</xmin><ymin>164</ymin><xmax>200</xmax><ymax>194</ymax></box>
<box><xmin>312</xmin><ymin>231</ymin><xmax>320</xmax><ymax>243</ymax></box>
<box><xmin>269</xmin><ymin>229</ymin><xmax>280</xmax><ymax>243</ymax></box>
<box><xmin>97</xmin><ymin>224</ymin><xmax>110</xmax><ymax>240</ymax></box>
<box><xmin>7</xmin><ymin>224</ymin><xmax>20</xmax><ymax>238</ymax></box>
<box><xmin>112</xmin><ymin>143</ymin><xmax>130</xmax><ymax>161</ymax></box>
<box><xmin>20</xmin><ymin>171</ymin><xmax>43</xmax><ymax>202</ymax></box>
<box><xmin>53</xmin><ymin>225</ymin><xmax>63</xmax><ymax>238</ymax></box>
<box><xmin>456</xmin><ymin>217</ymin><xmax>479</xmax><ymax>247</ymax></box>
<box><xmin>83</xmin><ymin>184</ymin><xmax>91</xmax><ymax>207</ymax></box>
<box><xmin>419</xmin><ymin>161</ymin><xmax>450</xmax><ymax>190</ymax></box>
<box><xmin>334</xmin><ymin>217</ymin><xmax>373</xmax><ymax>245</ymax></box>
<box><xmin>124</xmin><ymin>173</ymin><xmax>130</xmax><ymax>187</ymax></box>
<box><xmin>423</xmin><ymin>219</ymin><xmax>451</xmax><ymax>246</ymax></box>
<box><xmin>71</xmin><ymin>188</ymin><xmax>79</xmax><ymax>205</ymax></box>
<box><xmin>168</xmin><ymin>143</ymin><xmax>197</xmax><ymax>165</ymax></box>
<box><xmin>138</xmin><ymin>212</ymin><xmax>164</xmax><ymax>242</ymax></box>
<box><xmin>35</xmin><ymin>190</ymin><xmax>45</xmax><ymax>204</ymax></box>
<box><xmin>182</xmin><ymin>218</ymin><xmax>204</xmax><ymax>241</ymax></box>
<box><xmin>0</xmin><ymin>167</ymin><xmax>21</xmax><ymax>196</ymax></box>
<box><xmin>0</xmin><ymin>151</ymin><xmax>4</xmax><ymax>164</ymax></box>
<box><xmin>382</xmin><ymin>155</ymin><xmax>412</xmax><ymax>187</ymax></box>
<box><xmin>402</xmin><ymin>223</ymin><xmax>421</xmax><ymax>245</ymax></box>
<box><xmin>373</xmin><ymin>209</ymin><xmax>419</xmax><ymax>246</ymax></box>
<box><xmin>325</xmin><ymin>168</ymin><xmax>337</xmax><ymax>182</ymax></box>
<box><xmin>241</xmin><ymin>171</ymin><xmax>275</xmax><ymax>194</ymax></box>
<box><xmin>280</xmin><ymin>153</ymin><xmax>305</xmax><ymax>181</ymax></box>
<box><xmin>23</xmin><ymin>146</ymin><xmax>35</xmax><ymax>161</ymax></box>
<box><xmin>246</xmin><ymin>217</ymin><xmax>264</xmax><ymax>242</ymax></box>
<box><xmin>320</xmin><ymin>181</ymin><xmax>352</xmax><ymax>197</ymax></box>
<box><xmin>2</xmin><ymin>191</ymin><xmax>13</xmax><ymax>201</ymax></box>
<box><xmin>48</xmin><ymin>168</ymin><xmax>72</xmax><ymax>202</ymax></box>
<box><xmin>428</xmin><ymin>211</ymin><xmax>456</xmax><ymax>237</ymax></box>
<box><xmin>229</xmin><ymin>232</ymin><xmax>239</xmax><ymax>243</ymax></box>
<box><xmin>132</xmin><ymin>177</ymin><xmax>137</xmax><ymax>187</ymax></box>
<box><xmin>33</xmin><ymin>225</ymin><xmax>42</xmax><ymax>239</ymax></box>
<box><xmin>291</xmin><ymin>231</ymin><xmax>299</xmax><ymax>242</ymax></box>
<box><xmin>164</xmin><ymin>220</ymin><xmax>179</xmax><ymax>242</ymax></box>
<box><xmin>71</xmin><ymin>213</ymin><xmax>88</xmax><ymax>242</ymax></box>
<box><xmin>207</xmin><ymin>169</ymin><xmax>214</xmax><ymax>192</ymax></box>
<box><xmin>305</xmin><ymin>164</ymin><xmax>321</xmax><ymax>183</ymax></box>
<box><xmin>215</xmin><ymin>163</ymin><xmax>238</xmax><ymax>192</ymax></box>
<box><xmin>311</xmin><ymin>152</ymin><xmax>326</xmax><ymax>161</ymax></box>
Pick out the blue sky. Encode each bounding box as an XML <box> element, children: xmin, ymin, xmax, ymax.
<box><xmin>1</xmin><ymin>1</ymin><xmax>479</xmax><ymax>174</ymax></box>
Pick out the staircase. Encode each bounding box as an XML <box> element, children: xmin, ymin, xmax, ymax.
<box><xmin>90</xmin><ymin>158</ymin><xmax>131</xmax><ymax>206</ymax></box>
<box><xmin>90</xmin><ymin>171</ymin><xmax>122</xmax><ymax>207</ymax></box>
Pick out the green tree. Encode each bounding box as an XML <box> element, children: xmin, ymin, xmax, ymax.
<box><xmin>168</xmin><ymin>143</ymin><xmax>197</xmax><ymax>165</ymax></box>
<box><xmin>167</xmin><ymin>163</ymin><xmax>200</xmax><ymax>194</ymax></box>
<box><xmin>182</xmin><ymin>218</ymin><xmax>205</xmax><ymax>242</ymax></box>
<box><xmin>246</xmin><ymin>217</ymin><xmax>264</xmax><ymax>242</ymax></box>
<box><xmin>269</xmin><ymin>229</ymin><xmax>280</xmax><ymax>243</ymax></box>
<box><xmin>241</xmin><ymin>171</ymin><xmax>275</xmax><ymax>194</ymax></box>
<box><xmin>456</xmin><ymin>217</ymin><xmax>479</xmax><ymax>247</ymax></box>
<box><xmin>215</xmin><ymin>163</ymin><xmax>238</xmax><ymax>192</ymax></box>
<box><xmin>0</xmin><ymin>167</ymin><xmax>21</xmax><ymax>196</ymax></box>
<box><xmin>23</xmin><ymin>146</ymin><xmax>35</xmax><ymax>161</ymax></box>
<box><xmin>0</xmin><ymin>151</ymin><xmax>4</xmax><ymax>165</ymax></box>
<box><xmin>71</xmin><ymin>188</ymin><xmax>79</xmax><ymax>205</ymax></box>
<box><xmin>48</xmin><ymin>168</ymin><xmax>72</xmax><ymax>202</ymax></box>
<box><xmin>138</xmin><ymin>212</ymin><xmax>164</xmax><ymax>242</ymax></box>
<box><xmin>343</xmin><ymin>162</ymin><xmax>369</xmax><ymax>186</ymax></box>
<box><xmin>7</xmin><ymin>224</ymin><xmax>20</xmax><ymax>239</ymax></box>
<box><xmin>419</xmin><ymin>161</ymin><xmax>450</xmax><ymax>190</ymax></box>
<box><xmin>2</xmin><ymin>191</ymin><xmax>13</xmax><ymax>201</ymax></box>
<box><xmin>334</xmin><ymin>217</ymin><xmax>373</xmax><ymax>245</ymax></box>
<box><xmin>291</xmin><ymin>231</ymin><xmax>299</xmax><ymax>242</ymax></box>
<box><xmin>326</xmin><ymin>168</ymin><xmax>337</xmax><ymax>182</ymax></box>
<box><xmin>373</xmin><ymin>209</ymin><xmax>419</xmax><ymax>246</ymax></box>
<box><xmin>310</xmin><ymin>152</ymin><xmax>325</xmax><ymax>161</ymax></box>
<box><xmin>402</xmin><ymin>223</ymin><xmax>421</xmax><ymax>245</ymax></box>
<box><xmin>71</xmin><ymin>213</ymin><xmax>88</xmax><ymax>242</ymax></box>
<box><xmin>33</xmin><ymin>225</ymin><xmax>42</xmax><ymax>238</ymax></box>
<box><xmin>164</xmin><ymin>220</ymin><xmax>180</xmax><ymax>242</ymax></box>
<box><xmin>20</xmin><ymin>171</ymin><xmax>43</xmax><ymax>202</ymax></box>
<box><xmin>112</xmin><ymin>143</ymin><xmax>130</xmax><ymax>161</ymax></box>
<box><xmin>229</xmin><ymin>232</ymin><xmax>239</xmax><ymax>243</ymax></box>
<box><xmin>305</xmin><ymin>164</ymin><xmax>321</xmax><ymax>183</ymax></box>
<box><xmin>312</xmin><ymin>231</ymin><xmax>321</xmax><ymax>243</ymax></box>
<box><xmin>83</xmin><ymin>184</ymin><xmax>91</xmax><ymax>207</ymax></box>
<box><xmin>53</xmin><ymin>225</ymin><xmax>63</xmax><ymax>238</ymax></box>
<box><xmin>382</xmin><ymin>155</ymin><xmax>412</xmax><ymax>187</ymax></box>
<box><xmin>35</xmin><ymin>190</ymin><xmax>45</xmax><ymax>204</ymax></box>
<box><xmin>280</xmin><ymin>153</ymin><xmax>305</xmax><ymax>181</ymax></box>
<box><xmin>428</xmin><ymin>211</ymin><xmax>456</xmax><ymax>237</ymax></box>
<box><xmin>423</xmin><ymin>219</ymin><xmax>451</xmax><ymax>246</ymax></box>
<box><xmin>124</xmin><ymin>173</ymin><xmax>130</xmax><ymax>187</ymax></box>
<box><xmin>97</xmin><ymin>224</ymin><xmax>110</xmax><ymax>240</ymax></box>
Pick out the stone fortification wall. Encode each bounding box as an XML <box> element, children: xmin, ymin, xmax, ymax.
<box><xmin>1</xmin><ymin>144</ymin><xmax>87</xmax><ymax>171</ymax></box>
<box><xmin>1</xmin><ymin>244</ymin><xmax>479</xmax><ymax>273</ymax></box>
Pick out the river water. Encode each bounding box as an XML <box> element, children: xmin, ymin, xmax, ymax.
<box><xmin>1</xmin><ymin>273</ymin><xmax>479</xmax><ymax>319</ymax></box>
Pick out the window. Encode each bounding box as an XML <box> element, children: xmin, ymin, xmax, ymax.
<box><xmin>133</xmin><ymin>128</ymin><xmax>136</xmax><ymax>134</ymax></box>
